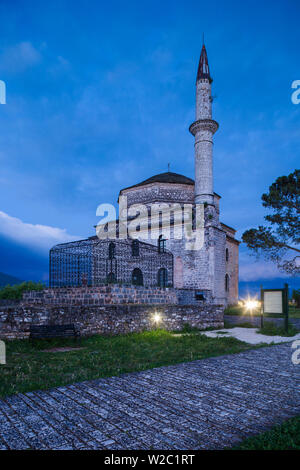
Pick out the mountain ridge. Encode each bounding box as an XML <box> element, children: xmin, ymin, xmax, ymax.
<box><xmin>0</xmin><ymin>272</ymin><xmax>23</xmax><ymax>287</ymax></box>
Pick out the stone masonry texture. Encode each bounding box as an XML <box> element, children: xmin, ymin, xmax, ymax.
<box><xmin>119</xmin><ymin>181</ymin><xmax>239</xmax><ymax>305</ymax></box>
<box><xmin>22</xmin><ymin>285</ymin><xmax>178</xmax><ymax>306</ymax></box>
<box><xmin>0</xmin><ymin>302</ymin><xmax>224</xmax><ymax>340</ymax></box>
<box><xmin>0</xmin><ymin>343</ymin><xmax>298</xmax><ymax>449</ymax></box>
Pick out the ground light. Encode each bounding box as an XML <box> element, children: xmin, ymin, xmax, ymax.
<box><xmin>152</xmin><ymin>312</ymin><xmax>161</xmax><ymax>324</ymax></box>
<box><xmin>244</xmin><ymin>299</ymin><xmax>260</xmax><ymax>312</ymax></box>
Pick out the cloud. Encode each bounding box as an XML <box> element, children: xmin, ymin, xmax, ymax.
<box><xmin>0</xmin><ymin>211</ymin><xmax>80</xmax><ymax>253</ymax></box>
<box><xmin>0</xmin><ymin>42</ymin><xmax>41</xmax><ymax>74</ymax></box>
<box><xmin>48</xmin><ymin>55</ymin><xmax>71</xmax><ymax>77</ymax></box>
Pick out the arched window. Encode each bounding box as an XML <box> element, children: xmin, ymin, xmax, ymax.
<box><xmin>225</xmin><ymin>274</ymin><xmax>229</xmax><ymax>292</ymax></box>
<box><xmin>132</xmin><ymin>239</ymin><xmax>139</xmax><ymax>257</ymax></box>
<box><xmin>132</xmin><ymin>268</ymin><xmax>143</xmax><ymax>286</ymax></box>
<box><xmin>158</xmin><ymin>235</ymin><xmax>166</xmax><ymax>253</ymax></box>
<box><xmin>108</xmin><ymin>242</ymin><xmax>115</xmax><ymax>260</ymax></box>
<box><xmin>226</xmin><ymin>248</ymin><xmax>229</xmax><ymax>262</ymax></box>
<box><xmin>107</xmin><ymin>272</ymin><xmax>116</xmax><ymax>283</ymax></box>
<box><xmin>158</xmin><ymin>268</ymin><xmax>168</xmax><ymax>288</ymax></box>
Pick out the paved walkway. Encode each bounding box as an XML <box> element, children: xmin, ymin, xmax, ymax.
<box><xmin>0</xmin><ymin>343</ymin><xmax>299</xmax><ymax>450</ymax></box>
<box><xmin>203</xmin><ymin>327</ymin><xmax>300</xmax><ymax>345</ymax></box>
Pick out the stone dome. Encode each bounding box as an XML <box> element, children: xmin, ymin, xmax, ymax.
<box><xmin>120</xmin><ymin>172</ymin><xmax>194</xmax><ymax>193</ymax></box>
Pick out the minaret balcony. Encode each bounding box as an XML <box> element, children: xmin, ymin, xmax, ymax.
<box><xmin>189</xmin><ymin>119</ymin><xmax>219</xmax><ymax>136</ymax></box>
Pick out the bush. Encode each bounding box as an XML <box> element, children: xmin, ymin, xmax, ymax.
<box><xmin>0</xmin><ymin>281</ymin><xmax>45</xmax><ymax>300</ymax></box>
<box><xmin>180</xmin><ymin>323</ymin><xmax>200</xmax><ymax>333</ymax></box>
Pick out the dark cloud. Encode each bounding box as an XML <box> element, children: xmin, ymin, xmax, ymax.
<box><xmin>0</xmin><ymin>234</ymin><xmax>48</xmax><ymax>281</ymax></box>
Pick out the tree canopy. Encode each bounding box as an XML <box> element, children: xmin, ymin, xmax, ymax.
<box><xmin>242</xmin><ymin>169</ymin><xmax>300</xmax><ymax>275</ymax></box>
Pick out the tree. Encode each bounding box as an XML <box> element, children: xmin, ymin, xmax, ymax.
<box><xmin>242</xmin><ymin>169</ymin><xmax>300</xmax><ymax>275</ymax></box>
<box><xmin>292</xmin><ymin>289</ymin><xmax>300</xmax><ymax>308</ymax></box>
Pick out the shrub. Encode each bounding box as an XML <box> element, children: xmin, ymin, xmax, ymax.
<box><xmin>0</xmin><ymin>281</ymin><xmax>45</xmax><ymax>300</ymax></box>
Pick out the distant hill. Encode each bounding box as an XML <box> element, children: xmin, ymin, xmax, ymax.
<box><xmin>239</xmin><ymin>277</ymin><xmax>300</xmax><ymax>298</ymax></box>
<box><xmin>0</xmin><ymin>272</ymin><xmax>23</xmax><ymax>287</ymax></box>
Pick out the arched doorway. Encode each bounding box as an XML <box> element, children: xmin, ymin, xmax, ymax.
<box><xmin>132</xmin><ymin>268</ymin><xmax>143</xmax><ymax>286</ymax></box>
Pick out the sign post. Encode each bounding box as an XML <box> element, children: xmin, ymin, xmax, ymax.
<box><xmin>283</xmin><ymin>283</ymin><xmax>289</xmax><ymax>334</ymax></box>
<box><xmin>260</xmin><ymin>284</ymin><xmax>289</xmax><ymax>334</ymax></box>
<box><xmin>260</xmin><ymin>284</ymin><xmax>264</xmax><ymax>329</ymax></box>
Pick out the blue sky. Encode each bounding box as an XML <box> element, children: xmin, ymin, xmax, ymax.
<box><xmin>0</xmin><ymin>0</ymin><xmax>299</xmax><ymax>290</ymax></box>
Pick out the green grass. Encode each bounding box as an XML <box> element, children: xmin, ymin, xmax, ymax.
<box><xmin>258</xmin><ymin>321</ymin><xmax>299</xmax><ymax>337</ymax></box>
<box><xmin>288</xmin><ymin>305</ymin><xmax>300</xmax><ymax>319</ymax></box>
<box><xmin>0</xmin><ymin>329</ymin><xmax>253</xmax><ymax>399</ymax></box>
<box><xmin>223</xmin><ymin>320</ymin><xmax>257</xmax><ymax>329</ymax></box>
<box><xmin>233</xmin><ymin>416</ymin><xmax>300</xmax><ymax>450</ymax></box>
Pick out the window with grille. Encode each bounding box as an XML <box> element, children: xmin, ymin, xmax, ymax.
<box><xmin>225</xmin><ymin>274</ymin><xmax>229</xmax><ymax>292</ymax></box>
<box><xmin>158</xmin><ymin>268</ymin><xmax>168</xmax><ymax>288</ymax></box>
<box><xmin>132</xmin><ymin>268</ymin><xmax>143</xmax><ymax>286</ymax></box>
<box><xmin>108</xmin><ymin>242</ymin><xmax>115</xmax><ymax>260</ymax></box>
<box><xmin>132</xmin><ymin>240</ymin><xmax>139</xmax><ymax>257</ymax></box>
<box><xmin>158</xmin><ymin>235</ymin><xmax>166</xmax><ymax>253</ymax></box>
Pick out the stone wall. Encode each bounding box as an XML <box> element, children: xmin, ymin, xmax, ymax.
<box><xmin>0</xmin><ymin>303</ymin><xmax>224</xmax><ymax>340</ymax></box>
<box><xmin>225</xmin><ymin>237</ymin><xmax>239</xmax><ymax>305</ymax></box>
<box><xmin>22</xmin><ymin>285</ymin><xmax>178</xmax><ymax>306</ymax></box>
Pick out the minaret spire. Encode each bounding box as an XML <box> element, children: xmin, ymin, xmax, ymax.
<box><xmin>189</xmin><ymin>43</ymin><xmax>218</xmax><ymax>205</ymax></box>
<box><xmin>196</xmin><ymin>43</ymin><xmax>212</xmax><ymax>83</ymax></box>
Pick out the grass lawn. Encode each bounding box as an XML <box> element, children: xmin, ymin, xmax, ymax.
<box><xmin>225</xmin><ymin>304</ymin><xmax>300</xmax><ymax>319</ymax></box>
<box><xmin>288</xmin><ymin>305</ymin><xmax>300</xmax><ymax>319</ymax></box>
<box><xmin>233</xmin><ymin>416</ymin><xmax>300</xmax><ymax>450</ymax></box>
<box><xmin>224</xmin><ymin>320</ymin><xmax>256</xmax><ymax>329</ymax></box>
<box><xmin>0</xmin><ymin>329</ymin><xmax>254</xmax><ymax>399</ymax></box>
<box><xmin>258</xmin><ymin>321</ymin><xmax>299</xmax><ymax>337</ymax></box>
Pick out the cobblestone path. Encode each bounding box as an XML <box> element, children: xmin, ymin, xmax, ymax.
<box><xmin>0</xmin><ymin>343</ymin><xmax>299</xmax><ymax>450</ymax></box>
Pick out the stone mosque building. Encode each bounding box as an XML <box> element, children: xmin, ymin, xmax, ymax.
<box><xmin>50</xmin><ymin>45</ymin><xmax>239</xmax><ymax>306</ymax></box>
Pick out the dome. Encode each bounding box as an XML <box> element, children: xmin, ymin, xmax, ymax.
<box><xmin>120</xmin><ymin>172</ymin><xmax>194</xmax><ymax>193</ymax></box>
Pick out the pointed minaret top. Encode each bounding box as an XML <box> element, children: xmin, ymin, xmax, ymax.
<box><xmin>197</xmin><ymin>43</ymin><xmax>212</xmax><ymax>83</ymax></box>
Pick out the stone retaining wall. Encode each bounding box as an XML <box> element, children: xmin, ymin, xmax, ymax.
<box><xmin>22</xmin><ymin>285</ymin><xmax>178</xmax><ymax>306</ymax></box>
<box><xmin>0</xmin><ymin>304</ymin><xmax>224</xmax><ymax>340</ymax></box>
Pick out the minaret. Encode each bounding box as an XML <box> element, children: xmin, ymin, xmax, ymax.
<box><xmin>189</xmin><ymin>44</ymin><xmax>218</xmax><ymax>205</ymax></box>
